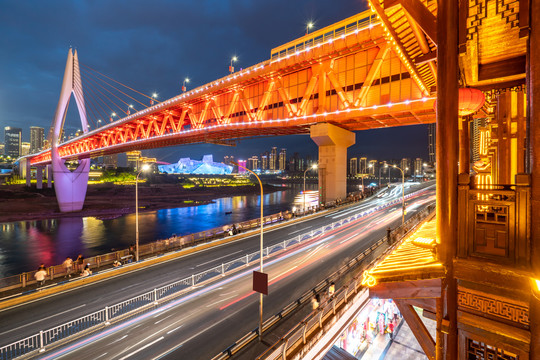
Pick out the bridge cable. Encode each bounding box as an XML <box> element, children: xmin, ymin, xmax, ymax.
<box><xmin>80</xmin><ymin>63</ymin><xmax>160</xmax><ymax>104</ymax></box>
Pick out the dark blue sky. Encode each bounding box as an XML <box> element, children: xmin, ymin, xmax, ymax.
<box><xmin>0</xmin><ymin>0</ymin><xmax>429</xmax><ymax>163</ymax></box>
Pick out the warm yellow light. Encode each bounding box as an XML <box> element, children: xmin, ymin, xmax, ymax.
<box><xmin>152</xmin><ymin>93</ymin><xmax>158</xmax><ymax>98</ymax></box>
<box><xmin>536</xmin><ymin>279</ymin><xmax>540</xmax><ymax>292</ymax></box>
<box><xmin>142</xmin><ymin>164</ymin><xmax>151</xmax><ymax>171</ymax></box>
<box><xmin>232</xmin><ymin>56</ymin><xmax>238</xmax><ymax>62</ymax></box>
<box><xmin>312</xmin><ymin>164</ymin><xmax>318</xmax><ymax>170</ymax></box>
<box><xmin>185</xmin><ymin>78</ymin><xmax>190</xmax><ymax>83</ymax></box>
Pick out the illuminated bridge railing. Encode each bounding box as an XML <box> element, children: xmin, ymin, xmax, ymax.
<box><xmin>0</xmin><ymin>188</ymin><xmax>429</xmax><ymax>359</ymax></box>
<box><xmin>271</xmin><ymin>12</ymin><xmax>379</xmax><ymax>61</ymax></box>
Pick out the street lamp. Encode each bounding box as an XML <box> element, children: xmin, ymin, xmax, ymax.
<box><xmin>306</xmin><ymin>22</ymin><xmax>314</xmax><ymax>35</ymax></box>
<box><xmin>182</xmin><ymin>78</ymin><xmax>190</xmax><ymax>92</ymax></box>
<box><xmin>392</xmin><ymin>165</ymin><xmax>407</xmax><ymax>225</ymax></box>
<box><xmin>303</xmin><ymin>164</ymin><xmax>318</xmax><ymax>215</ymax></box>
<box><xmin>232</xmin><ymin>160</ymin><xmax>264</xmax><ymax>341</ymax></box>
<box><xmin>363</xmin><ymin>163</ymin><xmax>373</xmax><ymax>194</ymax></box>
<box><xmin>229</xmin><ymin>56</ymin><xmax>238</xmax><ymax>74</ymax></box>
<box><xmin>110</xmin><ymin>112</ymin><xmax>116</xmax><ymax>122</ymax></box>
<box><xmin>135</xmin><ymin>164</ymin><xmax>150</xmax><ymax>262</ymax></box>
<box><xmin>379</xmin><ymin>163</ymin><xmax>388</xmax><ymax>187</ymax></box>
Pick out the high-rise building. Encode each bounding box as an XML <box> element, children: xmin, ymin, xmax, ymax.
<box><xmin>248</xmin><ymin>156</ymin><xmax>258</xmax><ymax>170</ymax></box>
<box><xmin>414</xmin><ymin>157</ymin><xmax>423</xmax><ymax>177</ymax></box>
<box><xmin>359</xmin><ymin>157</ymin><xmax>367</xmax><ymax>175</ymax></box>
<box><xmin>103</xmin><ymin>154</ymin><xmax>118</xmax><ymax>169</ymax></box>
<box><xmin>126</xmin><ymin>151</ymin><xmax>142</xmax><ymax>170</ymax></box>
<box><xmin>368</xmin><ymin>160</ymin><xmax>377</xmax><ymax>175</ymax></box>
<box><xmin>237</xmin><ymin>159</ymin><xmax>247</xmax><ymax>174</ymax></box>
<box><xmin>30</xmin><ymin>126</ymin><xmax>44</xmax><ymax>154</ymax></box>
<box><xmin>4</xmin><ymin>127</ymin><xmax>22</xmax><ymax>157</ymax></box>
<box><xmin>261</xmin><ymin>155</ymin><xmax>268</xmax><ymax>170</ymax></box>
<box><xmin>428</xmin><ymin>123</ymin><xmax>435</xmax><ymax>164</ymax></box>
<box><xmin>21</xmin><ymin>142</ymin><xmax>31</xmax><ymax>156</ymax></box>
<box><xmin>269</xmin><ymin>147</ymin><xmax>277</xmax><ymax>170</ymax></box>
<box><xmin>400</xmin><ymin>158</ymin><xmax>411</xmax><ymax>175</ymax></box>
<box><xmin>349</xmin><ymin>157</ymin><xmax>358</xmax><ymax>176</ymax></box>
<box><xmin>279</xmin><ymin>148</ymin><xmax>286</xmax><ymax>171</ymax></box>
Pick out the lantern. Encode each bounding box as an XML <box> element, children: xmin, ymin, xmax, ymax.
<box><xmin>433</xmin><ymin>88</ymin><xmax>485</xmax><ymax>116</ymax></box>
<box><xmin>458</xmin><ymin>88</ymin><xmax>485</xmax><ymax>116</ymax></box>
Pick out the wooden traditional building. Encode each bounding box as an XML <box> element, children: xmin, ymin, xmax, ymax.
<box><xmin>362</xmin><ymin>0</ymin><xmax>539</xmax><ymax>359</ymax></box>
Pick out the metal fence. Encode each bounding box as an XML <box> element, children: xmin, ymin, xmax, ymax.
<box><xmin>0</xmin><ymin>187</ymin><xmax>432</xmax><ymax>360</ymax></box>
<box><xmin>212</xmin><ymin>202</ymin><xmax>436</xmax><ymax>360</ymax></box>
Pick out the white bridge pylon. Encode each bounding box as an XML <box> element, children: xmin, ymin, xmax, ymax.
<box><xmin>51</xmin><ymin>49</ymin><xmax>90</xmax><ymax>212</ymax></box>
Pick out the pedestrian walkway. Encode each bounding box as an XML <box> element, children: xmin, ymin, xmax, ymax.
<box><xmin>380</xmin><ymin>313</ymin><xmax>436</xmax><ymax>360</ymax></box>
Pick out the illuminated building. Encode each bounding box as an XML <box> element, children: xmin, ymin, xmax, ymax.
<box><xmin>270</xmin><ymin>147</ymin><xmax>277</xmax><ymax>170</ymax></box>
<box><xmin>4</xmin><ymin>127</ymin><xmax>21</xmax><ymax>157</ymax></box>
<box><xmin>359</xmin><ymin>157</ymin><xmax>367</xmax><ymax>176</ymax></box>
<box><xmin>30</xmin><ymin>126</ymin><xmax>44</xmax><ymax>154</ymax></box>
<box><xmin>21</xmin><ymin>142</ymin><xmax>30</xmax><ymax>156</ymax></box>
<box><xmin>349</xmin><ymin>157</ymin><xmax>358</xmax><ymax>176</ymax></box>
<box><xmin>359</xmin><ymin>1</ymin><xmax>540</xmax><ymax>359</ymax></box>
<box><xmin>279</xmin><ymin>148</ymin><xmax>286</xmax><ymax>170</ymax></box>
<box><xmin>158</xmin><ymin>155</ymin><xmax>232</xmax><ymax>175</ymax></box>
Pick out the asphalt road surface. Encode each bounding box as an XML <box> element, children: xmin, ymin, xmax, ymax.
<box><xmin>0</xmin><ymin>182</ymin><xmax>435</xmax><ymax>359</ymax></box>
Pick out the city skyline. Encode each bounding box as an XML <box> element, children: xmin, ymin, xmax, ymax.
<box><xmin>0</xmin><ymin>0</ymin><xmax>430</xmax><ymax>164</ymax></box>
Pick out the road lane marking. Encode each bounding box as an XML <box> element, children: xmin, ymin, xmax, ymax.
<box><xmin>155</xmin><ymin>314</ymin><xmax>174</xmax><ymax>324</ymax></box>
<box><xmin>0</xmin><ymin>304</ymin><xmax>87</xmax><ymax>336</ymax></box>
<box><xmin>196</xmin><ymin>250</ymin><xmax>242</xmax><ymax>267</ymax></box>
<box><xmin>288</xmin><ymin>228</ymin><xmax>306</xmax><ymax>235</ymax></box>
<box><xmin>340</xmin><ymin>235</ymin><xmax>356</xmax><ymax>244</ymax></box>
<box><xmin>166</xmin><ymin>325</ymin><xmax>183</xmax><ymax>334</ymax></box>
<box><xmin>118</xmin><ymin>336</ymin><xmax>164</xmax><ymax>360</ymax></box>
<box><xmin>206</xmin><ymin>293</ymin><xmax>237</xmax><ymax>307</ymax></box>
<box><xmin>110</xmin><ymin>335</ymin><xmax>128</xmax><ymax>344</ymax></box>
<box><xmin>95</xmin><ymin>353</ymin><xmax>108</xmax><ymax>359</ymax></box>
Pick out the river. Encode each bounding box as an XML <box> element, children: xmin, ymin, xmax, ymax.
<box><xmin>0</xmin><ymin>184</ymin><xmax>320</xmax><ymax>278</ymax></box>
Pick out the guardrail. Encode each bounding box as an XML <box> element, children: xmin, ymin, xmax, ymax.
<box><xmin>0</xmin><ymin>187</ymin><xmax>432</xmax><ymax>360</ymax></box>
<box><xmin>0</xmin><ymin>211</ymin><xmax>293</xmax><ymax>293</ymax></box>
<box><xmin>212</xmin><ymin>202</ymin><xmax>436</xmax><ymax>360</ymax></box>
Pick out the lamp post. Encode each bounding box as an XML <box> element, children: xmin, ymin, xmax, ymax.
<box><xmin>379</xmin><ymin>163</ymin><xmax>388</xmax><ymax>188</ymax></box>
<box><xmin>229</xmin><ymin>56</ymin><xmax>237</xmax><ymax>74</ymax></box>
<box><xmin>306</xmin><ymin>22</ymin><xmax>314</xmax><ymax>35</ymax></box>
<box><xmin>232</xmin><ymin>161</ymin><xmax>264</xmax><ymax>340</ymax></box>
<box><xmin>363</xmin><ymin>163</ymin><xmax>373</xmax><ymax>195</ymax></box>
<box><xmin>182</xmin><ymin>78</ymin><xmax>189</xmax><ymax>92</ymax></box>
<box><xmin>151</xmin><ymin>93</ymin><xmax>157</xmax><ymax>105</ymax></box>
<box><xmin>135</xmin><ymin>164</ymin><xmax>150</xmax><ymax>262</ymax></box>
<box><xmin>392</xmin><ymin>165</ymin><xmax>407</xmax><ymax>224</ymax></box>
<box><xmin>303</xmin><ymin>164</ymin><xmax>318</xmax><ymax>215</ymax></box>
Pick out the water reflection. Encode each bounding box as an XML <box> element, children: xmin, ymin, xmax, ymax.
<box><xmin>0</xmin><ymin>186</ymin><xmax>310</xmax><ymax>277</ymax></box>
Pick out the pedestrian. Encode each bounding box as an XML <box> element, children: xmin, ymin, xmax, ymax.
<box><xmin>75</xmin><ymin>254</ymin><xmax>84</xmax><ymax>272</ymax></box>
<box><xmin>80</xmin><ymin>263</ymin><xmax>92</xmax><ymax>277</ymax></box>
<box><xmin>128</xmin><ymin>245</ymin><xmax>135</xmax><ymax>262</ymax></box>
<box><xmin>312</xmin><ymin>294</ymin><xmax>320</xmax><ymax>311</ymax></box>
<box><xmin>63</xmin><ymin>257</ymin><xmax>73</xmax><ymax>278</ymax></box>
<box><xmin>328</xmin><ymin>282</ymin><xmax>335</xmax><ymax>299</ymax></box>
<box><xmin>34</xmin><ymin>266</ymin><xmax>47</xmax><ymax>288</ymax></box>
<box><xmin>232</xmin><ymin>224</ymin><xmax>237</xmax><ymax>235</ymax></box>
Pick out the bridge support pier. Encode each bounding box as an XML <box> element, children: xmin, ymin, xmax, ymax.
<box><xmin>310</xmin><ymin>123</ymin><xmax>355</xmax><ymax>205</ymax></box>
<box><xmin>36</xmin><ymin>166</ymin><xmax>44</xmax><ymax>190</ymax></box>
<box><xmin>47</xmin><ymin>165</ymin><xmax>52</xmax><ymax>188</ymax></box>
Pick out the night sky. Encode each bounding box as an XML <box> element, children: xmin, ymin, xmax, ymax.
<box><xmin>0</xmin><ymin>0</ymin><xmax>429</xmax><ymax>163</ymax></box>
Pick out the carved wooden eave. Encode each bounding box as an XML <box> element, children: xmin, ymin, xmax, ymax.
<box><xmin>459</xmin><ymin>0</ymin><xmax>528</xmax><ymax>88</ymax></box>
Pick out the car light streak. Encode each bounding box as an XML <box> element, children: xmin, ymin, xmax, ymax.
<box><xmin>39</xmin><ymin>193</ymin><xmax>434</xmax><ymax>359</ymax></box>
<box><xmin>117</xmin><ymin>336</ymin><xmax>164</xmax><ymax>360</ymax></box>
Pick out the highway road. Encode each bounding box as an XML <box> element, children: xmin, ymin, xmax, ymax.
<box><xmin>0</xmin><ymin>181</ymin><xmax>435</xmax><ymax>359</ymax></box>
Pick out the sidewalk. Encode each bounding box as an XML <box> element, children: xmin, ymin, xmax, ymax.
<box><xmin>379</xmin><ymin>313</ymin><xmax>436</xmax><ymax>360</ymax></box>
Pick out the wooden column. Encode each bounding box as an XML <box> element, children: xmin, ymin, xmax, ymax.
<box><xmin>497</xmin><ymin>92</ymin><xmax>511</xmax><ymax>184</ymax></box>
<box><xmin>528</xmin><ymin>0</ymin><xmax>540</xmax><ymax>357</ymax></box>
<box><xmin>459</xmin><ymin>116</ymin><xmax>470</xmax><ymax>174</ymax></box>
<box><xmin>437</xmin><ymin>0</ymin><xmax>459</xmax><ymax>358</ymax></box>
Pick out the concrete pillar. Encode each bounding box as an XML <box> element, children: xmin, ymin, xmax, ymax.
<box><xmin>47</xmin><ymin>164</ymin><xmax>52</xmax><ymax>188</ymax></box>
<box><xmin>26</xmin><ymin>159</ymin><xmax>31</xmax><ymax>187</ymax></box>
<box><xmin>310</xmin><ymin>123</ymin><xmax>355</xmax><ymax>204</ymax></box>
<box><xmin>36</xmin><ymin>166</ymin><xmax>43</xmax><ymax>190</ymax></box>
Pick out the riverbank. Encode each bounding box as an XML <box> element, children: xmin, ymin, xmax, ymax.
<box><xmin>0</xmin><ymin>183</ymin><xmax>284</xmax><ymax>223</ymax></box>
